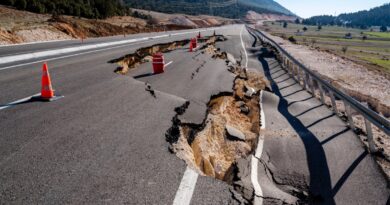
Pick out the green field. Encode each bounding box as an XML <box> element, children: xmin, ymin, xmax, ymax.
<box><xmin>262</xmin><ymin>22</ymin><xmax>390</xmax><ymax>74</ymax></box>
<box><xmin>366</xmin><ymin>32</ymin><xmax>390</xmax><ymax>38</ymax></box>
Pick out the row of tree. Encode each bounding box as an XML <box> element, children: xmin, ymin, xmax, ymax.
<box><xmin>1</xmin><ymin>0</ymin><xmax>131</xmax><ymax>19</ymax></box>
<box><xmin>302</xmin><ymin>3</ymin><xmax>390</xmax><ymax>29</ymax></box>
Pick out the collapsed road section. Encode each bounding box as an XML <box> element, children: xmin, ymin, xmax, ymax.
<box><xmin>109</xmin><ymin>34</ymin><xmax>270</xmax><ymax>204</ymax></box>
<box><xmin>165</xmin><ymin>47</ymin><xmax>269</xmax><ymax>203</ymax></box>
<box><xmin>169</xmin><ymin>70</ymin><xmax>267</xmax><ymax>180</ymax></box>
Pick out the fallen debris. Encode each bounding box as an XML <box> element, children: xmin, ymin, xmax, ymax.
<box><xmin>167</xmin><ymin>66</ymin><xmax>267</xmax><ymax>183</ymax></box>
<box><xmin>110</xmin><ymin>35</ymin><xmax>226</xmax><ymax>75</ymax></box>
<box><xmin>226</xmin><ymin>125</ymin><xmax>246</xmax><ymax>141</ymax></box>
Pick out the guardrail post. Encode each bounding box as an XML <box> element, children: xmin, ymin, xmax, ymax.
<box><xmin>329</xmin><ymin>91</ymin><xmax>338</xmax><ymax>114</ymax></box>
<box><xmin>297</xmin><ymin>66</ymin><xmax>302</xmax><ymax>85</ymax></box>
<box><xmin>364</xmin><ymin>119</ymin><xmax>377</xmax><ymax>153</ymax></box>
<box><xmin>309</xmin><ymin>76</ymin><xmax>316</xmax><ymax>95</ymax></box>
<box><xmin>318</xmin><ymin>83</ymin><xmax>325</xmax><ymax>104</ymax></box>
<box><xmin>303</xmin><ymin>71</ymin><xmax>308</xmax><ymax>90</ymax></box>
<box><xmin>344</xmin><ymin>101</ymin><xmax>355</xmax><ymax>131</ymax></box>
<box><xmin>287</xmin><ymin>59</ymin><xmax>292</xmax><ymax>77</ymax></box>
<box><xmin>292</xmin><ymin>65</ymin><xmax>297</xmax><ymax>81</ymax></box>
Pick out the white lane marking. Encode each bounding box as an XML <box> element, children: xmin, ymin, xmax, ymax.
<box><xmin>252</xmin><ymin>90</ymin><xmax>265</xmax><ymax>205</ymax></box>
<box><xmin>165</xmin><ymin>61</ymin><xmax>173</xmax><ymax>67</ymax></box>
<box><xmin>240</xmin><ymin>25</ymin><xmax>249</xmax><ymax>69</ymax></box>
<box><xmin>0</xmin><ymin>27</ymin><xmax>222</xmax><ymax>68</ymax></box>
<box><xmin>0</xmin><ymin>39</ymin><xmax>71</xmax><ymax>48</ymax></box>
<box><xmin>0</xmin><ymin>41</ymin><xmax>148</xmax><ymax>71</ymax></box>
<box><xmin>0</xmin><ymin>93</ymin><xmax>40</xmax><ymax>111</ymax></box>
<box><xmin>173</xmin><ymin>167</ymin><xmax>199</xmax><ymax>205</ymax></box>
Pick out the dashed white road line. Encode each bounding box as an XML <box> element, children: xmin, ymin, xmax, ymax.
<box><xmin>252</xmin><ymin>90</ymin><xmax>265</xmax><ymax>205</ymax></box>
<box><xmin>0</xmin><ymin>93</ymin><xmax>40</xmax><ymax>111</ymax></box>
<box><xmin>172</xmin><ymin>166</ymin><xmax>199</xmax><ymax>205</ymax></box>
<box><xmin>240</xmin><ymin>25</ymin><xmax>249</xmax><ymax>69</ymax></box>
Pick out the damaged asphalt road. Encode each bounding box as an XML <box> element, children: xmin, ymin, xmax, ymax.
<box><xmin>246</xmin><ymin>29</ymin><xmax>390</xmax><ymax>204</ymax></box>
<box><xmin>1</xmin><ymin>23</ymin><xmax>389</xmax><ymax>205</ymax></box>
<box><xmin>0</xmin><ymin>25</ymin><xmax>245</xmax><ymax>205</ymax></box>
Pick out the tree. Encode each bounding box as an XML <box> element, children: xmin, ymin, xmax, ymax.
<box><xmin>283</xmin><ymin>22</ymin><xmax>288</xmax><ymax>28</ymax></box>
<box><xmin>4</xmin><ymin>0</ymin><xmax>14</xmax><ymax>6</ymax></box>
<box><xmin>14</xmin><ymin>0</ymin><xmax>27</xmax><ymax>10</ymax></box>
<box><xmin>303</xmin><ymin>27</ymin><xmax>308</xmax><ymax>32</ymax></box>
<box><xmin>295</xmin><ymin>18</ymin><xmax>300</xmax><ymax>24</ymax></box>
<box><xmin>380</xmin><ymin>25</ymin><xmax>388</xmax><ymax>32</ymax></box>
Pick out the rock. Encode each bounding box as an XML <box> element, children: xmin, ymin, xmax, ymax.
<box><xmin>244</xmin><ymin>85</ymin><xmax>256</xmax><ymax>98</ymax></box>
<box><xmin>240</xmin><ymin>105</ymin><xmax>250</xmax><ymax>115</ymax></box>
<box><xmin>226</xmin><ymin>53</ymin><xmax>237</xmax><ymax>65</ymax></box>
<box><xmin>235</xmin><ymin>101</ymin><xmax>245</xmax><ymax>108</ymax></box>
<box><xmin>226</xmin><ymin>125</ymin><xmax>246</xmax><ymax>141</ymax></box>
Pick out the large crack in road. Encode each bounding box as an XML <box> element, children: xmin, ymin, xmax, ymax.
<box><xmin>109</xmin><ymin>33</ymin><xmax>269</xmax><ymax>204</ymax></box>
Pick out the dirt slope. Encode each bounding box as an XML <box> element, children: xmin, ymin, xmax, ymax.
<box><xmin>245</xmin><ymin>11</ymin><xmax>297</xmax><ymax>25</ymax></box>
<box><xmin>0</xmin><ymin>5</ymin><xmax>235</xmax><ymax>45</ymax></box>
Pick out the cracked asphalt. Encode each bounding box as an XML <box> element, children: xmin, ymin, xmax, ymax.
<box><xmin>0</xmin><ymin>25</ymin><xmax>244</xmax><ymax>204</ymax></box>
<box><xmin>247</xmin><ymin>29</ymin><xmax>390</xmax><ymax>204</ymax></box>
<box><xmin>1</xmin><ymin>23</ymin><xmax>389</xmax><ymax>205</ymax></box>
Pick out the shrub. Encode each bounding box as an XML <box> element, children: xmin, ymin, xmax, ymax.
<box><xmin>288</xmin><ymin>36</ymin><xmax>296</xmax><ymax>43</ymax></box>
<box><xmin>341</xmin><ymin>46</ymin><xmax>348</xmax><ymax>53</ymax></box>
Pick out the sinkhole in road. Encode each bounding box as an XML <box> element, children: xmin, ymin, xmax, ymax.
<box><xmin>109</xmin><ymin>35</ymin><xmax>227</xmax><ymax>75</ymax></box>
<box><xmin>167</xmin><ymin>69</ymin><xmax>268</xmax><ymax>183</ymax></box>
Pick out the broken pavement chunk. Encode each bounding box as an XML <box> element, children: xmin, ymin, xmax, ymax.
<box><xmin>226</xmin><ymin>53</ymin><xmax>237</xmax><ymax>65</ymax></box>
<box><xmin>240</xmin><ymin>105</ymin><xmax>250</xmax><ymax>115</ymax></box>
<box><xmin>226</xmin><ymin>125</ymin><xmax>246</xmax><ymax>141</ymax></box>
<box><xmin>235</xmin><ymin>101</ymin><xmax>245</xmax><ymax>108</ymax></box>
<box><xmin>244</xmin><ymin>85</ymin><xmax>256</xmax><ymax>98</ymax></box>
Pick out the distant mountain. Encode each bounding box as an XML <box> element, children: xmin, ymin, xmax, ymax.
<box><xmin>124</xmin><ymin>0</ymin><xmax>294</xmax><ymax>18</ymax></box>
<box><xmin>303</xmin><ymin>3</ymin><xmax>390</xmax><ymax>28</ymax></box>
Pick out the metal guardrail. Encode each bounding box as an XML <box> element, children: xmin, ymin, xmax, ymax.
<box><xmin>247</xmin><ymin>26</ymin><xmax>390</xmax><ymax>153</ymax></box>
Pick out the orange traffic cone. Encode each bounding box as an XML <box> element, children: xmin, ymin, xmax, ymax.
<box><xmin>41</xmin><ymin>63</ymin><xmax>54</xmax><ymax>99</ymax></box>
<box><xmin>39</xmin><ymin>63</ymin><xmax>63</xmax><ymax>101</ymax></box>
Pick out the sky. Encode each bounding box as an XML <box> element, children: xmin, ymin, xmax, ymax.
<box><xmin>274</xmin><ymin>0</ymin><xmax>390</xmax><ymax>18</ymax></box>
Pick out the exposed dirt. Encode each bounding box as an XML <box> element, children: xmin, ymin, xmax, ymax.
<box><xmin>0</xmin><ymin>5</ymin><xmax>235</xmax><ymax>45</ymax></box>
<box><xmin>133</xmin><ymin>9</ymin><xmax>237</xmax><ymax>28</ymax></box>
<box><xmin>169</xmin><ymin>66</ymin><xmax>267</xmax><ymax>183</ymax></box>
<box><xmin>245</xmin><ymin>11</ymin><xmax>297</xmax><ymax>25</ymax></box>
<box><xmin>110</xmin><ymin>35</ymin><xmax>227</xmax><ymax>75</ymax></box>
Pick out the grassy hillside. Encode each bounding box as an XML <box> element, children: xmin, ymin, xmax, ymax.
<box><xmin>124</xmin><ymin>0</ymin><xmax>294</xmax><ymax>18</ymax></box>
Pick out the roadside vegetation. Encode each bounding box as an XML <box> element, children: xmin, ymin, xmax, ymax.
<box><xmin>0</xmin><ymin>0</ymin><xmax>153</xmax><ymax>20</ymax></box>
<box><xmin>303</xmin><ymin>3</ymin><xmax>390</xmax><ymax>28</ymax></box>
<box><xmin>263</xmin><ymin>22</ymin><xmax>390</xmax><ymax>73</ymax></box>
